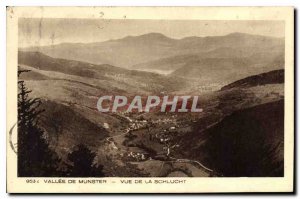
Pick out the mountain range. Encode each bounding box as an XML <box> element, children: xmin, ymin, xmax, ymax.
<box><xmin>19</xmin><ymin>32</ymin><xmax>284</xmax><ymax>93</ymax></box>
<box><xmin>20</xmin><ymin>32</ymin><xmax>284</xmax><ymax>74</ymax></box>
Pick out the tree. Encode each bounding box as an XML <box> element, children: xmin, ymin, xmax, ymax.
<box><xmin>18</xmin><ymin>68</ymin><xmax>60</xmax><ymax>176</ymax></box>
<box><xmin>66</xmin><ymin>144</ymin><xmax>104</xmax><ymax>177</ymax></box>
<box><xmin>158</xmin><ymin>130</ymin><xmax>180</xmax><ymax>158</ymax></box>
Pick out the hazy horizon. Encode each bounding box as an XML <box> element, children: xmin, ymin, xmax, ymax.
<box><xmin>19</xmin><ymin>18</ymin><xmax>284</xmax><ymax>48</ymax></box>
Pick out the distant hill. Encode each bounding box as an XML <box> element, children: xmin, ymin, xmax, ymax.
<box><xmin>18</xmin><ymin>51</ymin><xmax>132</xmax><ymax>78</ymax></box>
<box><xmin>221</xmin><ymin>69</ymin><xmax>284</xmax><ymax>90</ymax></box>
<box><xmin>168</xmin><ymin>55</ymin><xmax>283</xmax><ymax>86</ymax></box>
<box><xmin>20</xmin><ymin>32</ymin><xmax>284</xmax><ymax>70</ymax></box>
<box><xmin>18</xmin><ymin>51</ymin><xmax>186</xmax><ymax>94</ymax></box>
<box><xmin>133</xmin><ymin>44</ymin><xmax>284</xmax><ymax>73</ymax></box>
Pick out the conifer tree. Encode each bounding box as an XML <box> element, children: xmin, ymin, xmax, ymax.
<box><xmin>18</xmin><ymin>68</ymin><xmax>59</xmax><ymax>177</ymax></box>
<box><xmin>66</xmin><ymin>144</ymin><xmax>104</xmax><ymax>177</ymax></box>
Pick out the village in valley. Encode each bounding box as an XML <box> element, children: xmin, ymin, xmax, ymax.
<box><xmin>98</xmin><ymin>109</ymin><xmax>215</xmax><ymax>177</ymax></box>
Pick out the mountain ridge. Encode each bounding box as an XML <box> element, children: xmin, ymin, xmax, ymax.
<box><xmin>20</xmin><ymin>32</ymin><xmax>283</xmax><ymax>49</ymax></box>
<box><xmin>20</xmin><ymin>32</ymin><xmax>284</xmax><ymax>69</ymax></box>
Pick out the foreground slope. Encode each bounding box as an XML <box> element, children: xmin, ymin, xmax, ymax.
<box><xmin>185</xmin><ymin>100</ymin><xmax>284</xmax><ymax>177</ymax></box>
<box><xmin>39</xmin><ymin>100</ymin><xmax>109</xmax><ymax>159</ymax></box>
<box><xmin>172</xmin><ymin>69</ymin><xmax>285</xmax><ymax>176</ymax></box>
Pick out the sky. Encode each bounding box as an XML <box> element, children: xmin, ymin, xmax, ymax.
<box><xmin>18</xmin><ymin>18</ymin><xmax>285</xmax><ymax>48</ymax></box>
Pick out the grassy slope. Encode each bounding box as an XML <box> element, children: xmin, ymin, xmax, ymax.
<box><xmin>39</xmin><ymin>100</ymin><xmax>109</xmax><ymax>159</ymax></box>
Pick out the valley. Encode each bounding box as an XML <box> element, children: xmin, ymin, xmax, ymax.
<box><xmin>18</xmin><ymin>32</ymin><xmax>285</xmax><ymax>177</ymax></box>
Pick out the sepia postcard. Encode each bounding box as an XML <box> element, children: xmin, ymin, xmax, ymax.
<box><xmin>7</xmin><ymin>7</ymin><xmax>294</xmax><ymax>193</ymax></box>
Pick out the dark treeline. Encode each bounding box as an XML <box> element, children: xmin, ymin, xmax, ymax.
<box><xmin>17</xmin><ymin>68</ymin><xmax>104</xmax><ymax>177</ymax></box>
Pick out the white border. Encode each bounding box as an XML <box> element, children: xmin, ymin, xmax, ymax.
<box><xmin>1</xmin><ymin>1</ymin><xmax>298</xmax><ymax>198</ymax></box>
